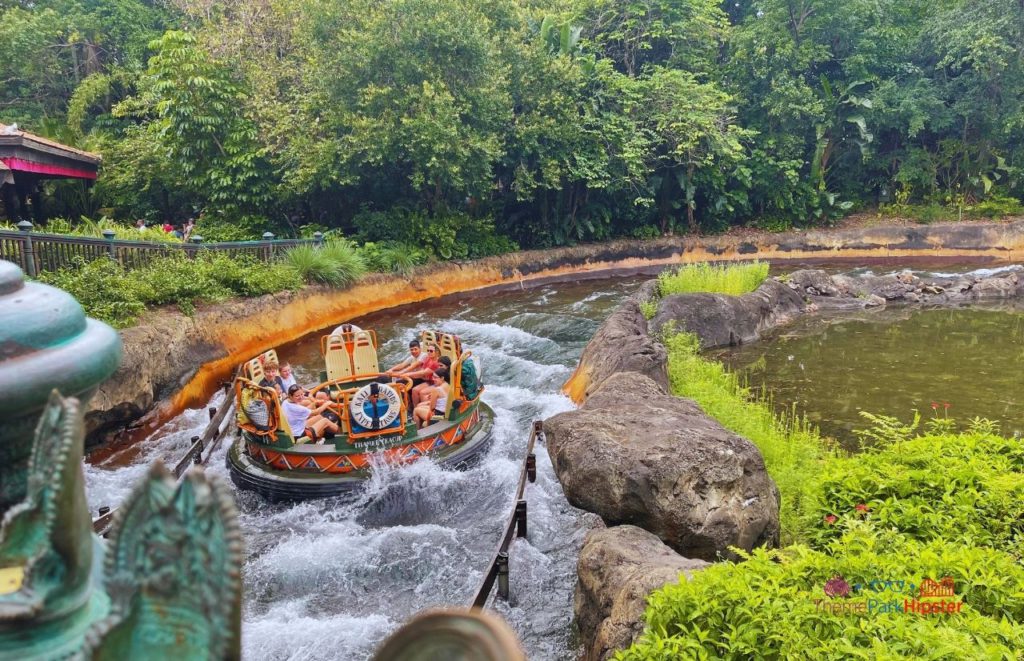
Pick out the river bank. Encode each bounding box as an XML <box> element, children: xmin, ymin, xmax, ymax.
<box><xmin>86</xmin><ymin>220</ymin><xmax>1024</xmax><ymax>444</ymax></box>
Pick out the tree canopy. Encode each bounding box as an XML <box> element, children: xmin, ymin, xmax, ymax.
<box><xmin>3</xmin><ymin>0</ymin><xmax>1022</xmax><ymax>246</ymax></box>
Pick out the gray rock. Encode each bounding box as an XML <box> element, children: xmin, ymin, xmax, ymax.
<box><xmin>786</xmin><ymin>269</ymin><xmax>841</xmax><ymax>297</ymax></box>
<box><xmin>865</xmin><ymin>294</ymin><xmax>886</xmax><ymax>307</ymax></box>
<box><xmin>545</xmin><ymin>372</ymin><xmax>780</xmax><ymax>560</ymax></box>
<box><xmin>575</xmin><ymin>525</ymin><xmax>709</xmax><ymax>661</ymax></box>
<box><xmin>651</xmin><ymin>279</ymin><xmax>806</xmax><ymax>349</ymax></box>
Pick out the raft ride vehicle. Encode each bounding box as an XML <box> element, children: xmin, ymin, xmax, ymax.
<box><xmin>227</xmin><ymin>329</ymin><xmax>493</xmax><ymax>501</ymax></box>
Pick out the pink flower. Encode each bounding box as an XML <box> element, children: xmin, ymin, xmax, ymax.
<box><xmin>943</xmin><ymin>402</ymin><xmax>951</xmax><ymax>410</ymax></box>
<box><xmin>855</xmin><ymin>503</ymin><xmax>870</xmax><ymax>513</ymax></box>
<box><xmin>931</xmin><ymin>402</ymin><xmax>939</xmax><ymax>410</ymax></box>
<box><xmin>824</xmin><ymin>514</ymin><xmax>838</xmax><ymax>525</ymax></box>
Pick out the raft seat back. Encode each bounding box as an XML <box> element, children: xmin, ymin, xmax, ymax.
<box><xmin>247</xmin><ymin>359</ymin><xmax>265</xmax><ymax>383</ymax></box>
<box><xmin>420</xmin><ymin>330</ymin><xmax>438</xmax><ymax>352</ymax></box>
<box><xmin>351</xmin><ymin>330</ymin><xmax>379</xmax><ymax>376</ymax></box>
<box><xmin>261</xmin><ymin>349</ymin><xmax>279</xmax><ymax>367</ymax></box>
<box><xmin>445</xmin><ymin>355</ymin><xmax>464</xmax><ymax>418</ymax></box>
<box><xmin>438</xmin><ymin>334</ymin><xmax>461</xmax><ymax>364</ymax></box>
<box><xmin>325</xmin><ymin>336</ymin><xmax>354</xmax><ymax>381</ymax></box>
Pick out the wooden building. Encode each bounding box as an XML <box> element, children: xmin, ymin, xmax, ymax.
<box><xmin>0</xmin><ymin>123</ymin><xmax>101</xmax><ymax>221</ymax></box>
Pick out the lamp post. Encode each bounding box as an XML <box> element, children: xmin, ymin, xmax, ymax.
<box><xmin>102</xmin><ymin>228</ymin><xmax>116</xmax><ymax>260</ymax></box>
<box><xmin>16</xmin><ymin>220</ymin><xmax>34</xmax><ymax>277</ymax></box>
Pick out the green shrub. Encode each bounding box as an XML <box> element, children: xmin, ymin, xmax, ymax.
<box><xmin>664</xmin><ymin>331</ymin><xmax>829</xmax><ymax>542</ymax></box>
<box><xmin>631</xmin><ymin>225</ymin><xmax>662</xmax><ymax>240</ymax></box>
<box><xmin>965</xmin><ymin>194</ymin><xmax>1024</xmax><ymax>219</ymax></box>
<box><xmin>622</xmin><ymin>526</ymin><xmax>1024</xmax><ymax>660</ymax></box>
<box><xmin>658</xmin><ymin>261</ymin><xmax>769</xmax><ymax>297</ymax></box>
<box><xmin>283</xmin><ymin>244</ymin><xmax>342</xmax><ymax>285</ymax></box>
<box><xmin>359</xmin><ymin>241</ymin><xmax>429</xmax><ymax>274</ymax></box>
<box><xmin>36</xmin><ymin>252</ymin><xmax>302</xmax><ymax>327</ymax></box>
<box><xmin>806</xmin><ymin>430</ymin><xmax>1024</xmax><ymax>550</ymax></box>
<box><xmin>36</xmin><ymin>257</ymin><xmax>146</xmax><ymax>329</ymax></box>
<box><xmin>353</xmin><ymin>208</ymin><xmax>517</xmax><ymax>259</ymax></box>
<box><xmin>639</xmin><ymin>299</ymin><xmax>658</xmax><ymax>320</ymax></box>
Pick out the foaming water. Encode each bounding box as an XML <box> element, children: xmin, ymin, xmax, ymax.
<box><xmin>84</xmin><ymin>277</ymin><xmax>642</xmax><ymax>659</ymax></box>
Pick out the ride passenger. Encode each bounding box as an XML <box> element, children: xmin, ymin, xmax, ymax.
<box><xmin>280</xmin><ymin>362</ymin><xmax>298</xmax><ymax>391</ymax></box>
<box><xmin>330</xmin><ymin>322</ymin><xmax>362</xmax><ymax>337</ymax></box>
<box><xmin>259</xmin><ymin>361</ymin><xmax>286</xmax><ymax>396</ymax></box>
<box><xmin>386</xmin><ymin>339</ymin><xmax>423</xmax><ymax>376</ymax></box>
<box><xmin>410</xmin><ymin>355</ymin><xmax>450</xmax><ymax>407</ymax></box>
<box><xmin>413</xmin><ymin>367</ymin><xmax>450</xmax><ymax>429</ymax></box>
<box><xmin>283</xmin><ymin>384</ymin><xmax>339</xmax><ymax>442</ymax></box>
<box><xmin>406</xmin><ymin>344</ymin><xmax>442</xmax><ymax>406</ymax></box>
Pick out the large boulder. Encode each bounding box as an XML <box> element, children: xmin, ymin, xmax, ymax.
<box><xmin>651</xmin><ymin>279</ymin><xmax>805</xmax><ymax>349</ymax></box>
<box><xmin>545</xmin><ymin>372</ymin><xmax>780</xmax><ymax>560</ymax></box>
<box><xmin>575</xmin><ymin>525</ymin><xmax>708</xmax><ymax>661</ymax></box>
<box><xmin>564</xmin><ymin>281</ymin><xmax>668</xmax><ymax>402</ymax></box>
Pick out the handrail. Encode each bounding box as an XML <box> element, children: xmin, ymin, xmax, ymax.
<box><xmin>91</xmin><ymin>379</ymin><xmax>237</xmax><ymax>537</ymax></box>
<box><xmin>469</xmin><ymin>420</ymin><xmax>542</xmax><ymax>609</ymax></box>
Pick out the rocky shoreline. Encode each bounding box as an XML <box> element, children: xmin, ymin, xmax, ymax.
<box><xmin>551</xmin><ymin>265</ymin><xmax>1024</xmax><ymax>659</ymax></box>
<box><xmin>85</xmin><ymin>220</ymin><xmax>1024</xmax><ymax>445</ymax></box>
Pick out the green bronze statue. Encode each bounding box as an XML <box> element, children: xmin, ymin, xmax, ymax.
<box><xmin>0</xmin><ymin>260</ymin><xmax>243</xmax><ymax>659</ymax></box>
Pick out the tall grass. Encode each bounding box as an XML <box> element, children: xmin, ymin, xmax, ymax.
<box><xmin>658</xmin><ymin>260</ymin><xmax>769</xmax><ymax>296</ymax></box>
<box><xmin>283</xmin><ymin>239</ymin><xmax>366</xmax><ymax>286</ymax></box>
<box><xmin>664</xmin><ymin>330</ymin><xmax>830</xmax><ymax>543</ymax></box>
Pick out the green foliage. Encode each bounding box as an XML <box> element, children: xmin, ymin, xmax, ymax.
<box><xmin>353</xmin><ymin>208</ymin><xmax>516</xmax><ymax>259</ymax></box>
<box><xmin>853</xmin><ymin>410</ymin><xmax>921</xmax><ymax>446</ymax></box>
<box><xmin>282</xmin><ymin>240</ymin><xmax>366</xmax><ymax>287</ymax></box>
<box><xmin>358</xmin><ymin>242</ymin><xmax>429</xmax><ymax>274</ymax></box>
<box><xmin>652</xmin><ymin>328</ymin><xmax>1024</xmax><ymax>659</ymax></box>
<box><xmin>36</xmin><ymin>253</ymin><xmax>302</xmax><ymax>328</ymax></box>
<box><xmin>623</xmin><ymin>527</ymin><xmax>1024</xmax><ymax>660</ymax></box>
<box><xmin>807</xmin><ymin>431</ymin><xmax>1024</xmax><ymax>550</ymax></box>
<box><xmin>664</xmin><ymin>331</ymin><xmax>829</xmax><ymax>542</ymax></box>
<box><xmin>658</xmin><ymin>261</ymin><xmax>769</xmax><ymax>297</ymax></box>
<box><xmin>639</xmin><ymin>299</ymin><xmax>658</xmax><ymax>320</ymax></box>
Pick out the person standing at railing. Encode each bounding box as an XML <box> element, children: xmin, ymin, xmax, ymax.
<box><xmin>183</xmin><ymin>217</ymin><xmax>195</xmax><ymax>242</ymax></box>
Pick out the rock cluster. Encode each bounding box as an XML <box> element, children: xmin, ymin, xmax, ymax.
<box><xmin>575</xmin><ymin>525</ymin><xmax>709</xmax><ymax>661</ymax></box>
<box><xmin>546</xmin><ymin>372</ymin><xmax>780</xmax><ymax>561</ymax></box>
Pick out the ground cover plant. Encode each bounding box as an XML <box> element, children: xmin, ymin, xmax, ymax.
<box><xmin>37</xmin><ymin>253</ymin><xmax>302</xmax><ymax>327</ymax></box>
<box><xmin>627</xmin><ymin>262</ymin><xmax>1024</xmax><ymax>658</ymax></box>
<box><xmin>658</xmin><ymin>261</ymin><xmax>769</xmax><ymax>297</ymax></box>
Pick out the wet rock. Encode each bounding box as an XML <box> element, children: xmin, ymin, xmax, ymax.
<box><xmin>865</xmin><ymin>294</ymin><xmax>887</xmax><ymax>307</ymax></box>
<box><xmin>651</xmin><ymin>279</ymin><xmax>806</xmax><ymax>349</ymax></box>
<box><xmin>866</xmin><ymin>274</ymin><xmax>913</xmax><ymax>300</ymax></box>
<box><xmin>786</xmin><ymin>269</ymin><xmax>840</xmax><ymax>297</ymax></box>
<box><xmin>546</xmin><ymin>372</ymin><xmax>780</xmax><ymax>561</ymax></box>
<box><xmin>971</xmin><ymin>273</ymin><xmax>1021</xmax><ymax>298</ymax></box>
<box><xmin>575</xmin><ymin>525</ymin><xmax>708</xmax><ymax>661</ymax></box>
<box><xmin>568</xmin><ymin>280</ymin><xmax>668</xmax><ymax>401</ymax></box>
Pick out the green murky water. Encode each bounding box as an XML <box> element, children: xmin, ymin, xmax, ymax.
<box><xmin>712</xmin><ymin>304</ymin><xmax>1024</xmax><ymax>447</ymax></box>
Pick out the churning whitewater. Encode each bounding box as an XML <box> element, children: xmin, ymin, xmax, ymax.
<box><xmin>83</xmin><ymin>278</ymin><xmax>641</xmax><ymax>660</ymax></box>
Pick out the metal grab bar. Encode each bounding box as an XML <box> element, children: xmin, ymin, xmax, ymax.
<box><xmin>469</xmin><ymin>420</ymin><xmax>542</xmax><ymax>608</ymax></box>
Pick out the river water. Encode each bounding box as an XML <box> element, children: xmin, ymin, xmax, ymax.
<box><xmin>83</xmin><ymin>277</ymin><xmax>642</xmax><ymax>660</ymax></box>
<box><xmin>81</xmin><ymin>262</ymin><xmax>1024</xmax><ymax>658</ymax></box>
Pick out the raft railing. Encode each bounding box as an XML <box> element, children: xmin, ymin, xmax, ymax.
<box><xmin>91</xmin><ymin>380</ymin><xmax>238</xmax><ymax>537</ymax></box>
<box><xmin>1</xmin><ymin>224</ymin><xmax>322</xmax><ymax>277</ymax></box>
<box><xmin>469</xmin><ymin>420</ymin><xmax>541</xmax><ymax>608</ymax></box>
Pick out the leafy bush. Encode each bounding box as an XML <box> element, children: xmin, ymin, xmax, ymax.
<box><xmin>639</xmin><ymin>299</ymin><xmax>658</xmax><ymax>320</ymax></box>
<box><xmin>358</xmin><ymin>241</ymin><xmax>429</xmax><ymax>274</ymax></box>
<box><xmin>622</xmin><ymin>526</ymin><xmax>1024</xmax><ymax>660</ymax></box>
<box><xmin>36</xmin><ymin>253</ymin><xmax>302</xmax><ymax>328</ymax></box>
<box><xmin>658</xmin><ymin>261</ymin><xmax>769</xmax><ymax>297</ymax></box>
<box><xmin>664</xmin><ymin>331</ymin><xmax>829</xmax><ymax>542</ymax></box>
<box><xmin>965</xmin><ymin>193</ymin><xmax>1024</xmax><ymax>219</ymax></box>
<box><xmin>806</xmin><ymin>430</ymin><xmax>1024</xmax><ymax>550</ymax></box>
<box><xmin>353</xmin><ymin>208</ymin><xmax>517</xmax><ymax>259</ymax></box>
<box><xmin>37</xmin><ymin>258</ymin><xmax>146</xmax><ymax>328</ymax></box>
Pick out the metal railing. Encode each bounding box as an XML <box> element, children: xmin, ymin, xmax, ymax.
<box><xmin>2</xmin><ymin>222</ymin><xmax>323</xmax><ymax>277</ymax></box>
<box><xmin>470</xmin><ymin>420</ymin><xmax>541</xmax><ymax>608</ymax></box>
<box><xmin>92</xmin><ymin>381</ymin><xmax>237</xmax><ymax>537</ymax></box>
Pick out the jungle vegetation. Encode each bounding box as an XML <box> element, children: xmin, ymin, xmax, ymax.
<box><xmin>3</xmin><ymin>0</ymin><xmax>1023</xmax><ymax>248</ymax></box>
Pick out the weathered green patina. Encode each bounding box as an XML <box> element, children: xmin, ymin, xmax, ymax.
<box><xmin>0</xmin><ymin>259</ymin><xmax>243</xmax><ymax>659</ymax></box>
<box><xmin>0</xmin><ymin>260</ymin><xmax>121</xmax><ymax>510</ymax></box>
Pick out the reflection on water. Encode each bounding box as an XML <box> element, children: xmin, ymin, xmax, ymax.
<box><xmin>713</xmin><ymin>303</ymin><xmax>1024</xmax><ymax>448</ymax></box>
<box><xmin>85</xmin><ymin>277</ymin><xmax>640</xmax><ymax>660</ymax></box>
